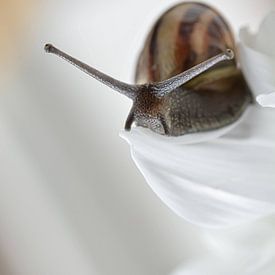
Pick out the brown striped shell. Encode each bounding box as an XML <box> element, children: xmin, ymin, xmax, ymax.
<box><xmin>136</xmin><ymin>2</ymin><xmax>235</xmax><ymax>83</ymax></box>
<box><xmin>134</xmin><ymin>2</ymin><xmax>252</xmax><ymax>136</ymax></box>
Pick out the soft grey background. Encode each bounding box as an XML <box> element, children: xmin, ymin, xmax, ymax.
<box><xmin>0</xmin><ymin>0</ymin><xmax>274</xmax><ymax>275</ymax></box>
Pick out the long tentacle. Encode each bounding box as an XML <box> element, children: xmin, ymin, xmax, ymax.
<box><xmin>150</xmin><ymin>49</ymin><xmax>234</xmax><ymax>97</ymax></box>
<box><xmin>44</xmin><ymin>44</ymin><xmax>138</xmax><ymax>99</ymax></box>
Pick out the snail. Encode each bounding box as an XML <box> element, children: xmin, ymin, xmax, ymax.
<box><xmin>44</xmin><ymin>2</ymin><xmax>252</xmax><ymax>136</ymax></box>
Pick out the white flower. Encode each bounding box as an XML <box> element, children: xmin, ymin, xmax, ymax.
<box><xmin>239</xmin><ymin>12</ymin><xmax>275</xmax><ymax>107</ymax></box>
<box><xmin>121</xmin><ymin>13</ymin><xmax>275</xmax><ymax>229</ymax></box>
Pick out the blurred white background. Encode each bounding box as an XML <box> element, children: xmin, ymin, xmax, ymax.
<box><xmin>0</xmin><ymin>0</ymin><xmax>274</xmax><ymax>274</ymax></box>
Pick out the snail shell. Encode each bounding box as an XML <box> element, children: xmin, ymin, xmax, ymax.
<box><xmin>135</xmin><ymin>2</ymin><xmax>252</xmax><ymax>136</ymax></box>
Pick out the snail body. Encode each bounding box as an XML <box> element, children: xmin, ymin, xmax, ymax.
<box><xmin>45</xmin><ymin>2</ymin><xmax>252</xmax><ymax>136</ymax></box>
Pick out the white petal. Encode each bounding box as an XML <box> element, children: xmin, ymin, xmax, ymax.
<box><xmin>257</xmin><ymin>92</ymin><xmax>275</xmax><ymax>108</ymax></box>
<box><xmin>121</xmin><ymin>105</ymin><xmax>275</xmax><ymax>228</ymax></box>
<box><xmin>170</xmin><ymin>217</ymin><xmax>275</xmax><ymax>275</ymax></box>
<box><xmin>239</xmin><ymin>12</ymin><xmax>275</xmax><ymax>104</ymax></box>
<box><xmin>252</xmin><ymin>11</ymin><xmax>275</xmax><ymax>56</ymax></box>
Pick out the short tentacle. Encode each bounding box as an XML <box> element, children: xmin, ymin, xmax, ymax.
<box><xmin>124</xmin><ymin>107</ymin><xmax>135</xmax><ymax>131</ymax></box>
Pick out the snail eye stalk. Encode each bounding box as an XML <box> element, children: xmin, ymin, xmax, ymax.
<box><xmin>44</xmin><ymin>44</ymin><xmax>138</xmax><ymax>99</ymax></box>
<box><xmin>150</xmin><ymin>49</ymin><xmax>234</xmax><ymax>97</ymax></box>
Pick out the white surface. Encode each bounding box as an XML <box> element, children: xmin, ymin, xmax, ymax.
<box><xmin>239</xmin><ymin>11</ymin><xmax>275</xmax><ymax>108</ymax></box>
<box><xmin>121</xmin><ymin>105</ymin><xmax>275</xmax><ymax>228</ymax></box>
<box><xmin>0</xmin><ymin>1</ymin><xmax>275</xmax><ymax>275</ymax></box>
